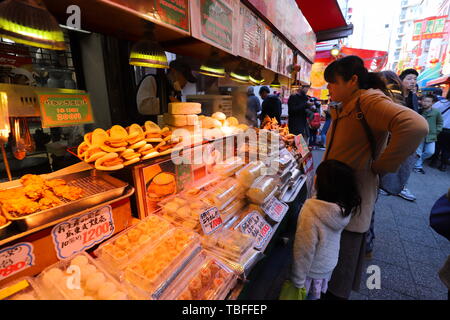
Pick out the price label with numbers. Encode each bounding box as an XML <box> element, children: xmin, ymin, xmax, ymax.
<box><xmin>0</xmin><ymin>243</ymin><xmax>35</xmax><ymax>281</ymax></box>
<box><xmin>236</xmin><ymin>211</ymin><xmax>273</xmax><ymax>250</ymax></box>
<box><xmin>263</xmin><ymin>196</ymin><xmax>289</xmax><ymax>223</ymax></box>
<box><xmin>51</xmin><ymin>206</ymin><xmax>115</xmax><ymax>260</ymax></box>
<box><xmin>200</xmin><ymin>207</ymin><xmax>223</xmax><ymax>235</ymax></box>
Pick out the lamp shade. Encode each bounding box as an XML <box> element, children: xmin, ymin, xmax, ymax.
<box><xmin>270</xmin><ymin>74</ymin><xmax>281</xmax><ymax>88</ymax></box>
<box><xmin>0</xmin><ymin>0</ymin><xmax>65</xmax><ymax>50</ymax></box>
<box><xmin>230</xmin><ymin>61</ymin><xmax>249</xmax><ymax>84</ymax></box>
<box><xmin>249</xmin><ymin>67</ymin><xmax>264</xmax><ymax>85</ymax></box>
<box><xmin>199</xmin><ymin>52</ymin><xmax>225</xmax><ymax>78</ymax></box>
<box><xmin>129</xmin><ymin>39</ymin><xmax>169</xmax><ymax>69</ymax></box>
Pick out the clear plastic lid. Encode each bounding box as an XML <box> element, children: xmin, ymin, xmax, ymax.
<box><xmin>157</xmin><ymin>195</ymin><xmax>211</xmax><ymax>233</ymax></box>
<box><xmin>124</xmin><ymin>228</ymin><xmax>201</xmax><ymax>297</ymax></box>
<box><xmin>246</xmin><ymin>175</ymin><xmax>279</xmax><ymax>205</ymax></box>
<box><xmin>220</xmin><ymin>198</ymin><xmax>246</xmax><ymax>219</ymax></box>
<box><xmin>36</xmin><ymin>252</ymin><xmax>135</xmax><ymax>300</ymax></box>
<box><xmin>202</xmin><ymin>228</ymin><xmax>254</xmax><ymax>263</ymax></box>
<box><xmin>213</xmin><ymin>157</ymin><xmax>246</xmax><ymax>177</ymax></box>
<box><xmin>203</xmin><ymin>177</ymin><xmax>245</xmax><ymax>211</ymax></box>
<box><xmin>235</xmin><ymin>161</ymin><xmax>266</xmax><ymax>188</ymax></box>
<box><xmin>160</xmin><ymin>250</ymin><xmax>236</xmax><ymax>300</ymax></box>
<box><xmin>0</xmin><ymin>277</ymin><xmax>43</xmax><ymax>300</ymax></box>
<box><xmin>95</xmin><ymin>213</ymin><xmax>174</xmax><ymax>272</ymax></box>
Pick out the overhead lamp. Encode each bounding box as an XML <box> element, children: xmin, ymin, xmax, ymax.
<box><xmin>291</xmin><ymin>79</ymin><xmax>301</xmax><ymax>90</ymax></box>
<box><xmin>249</xmin><ymin>67</ymin><xmax>264</xmax><ymax>85</ymax></box>
<box><xmin>199</xmin><ymin>51</ymin><xmax>225</xmax><ymax>78</ymax></box>
<box><xmin>270</xmin><ymin>74</ymin><xmax>281</xmax><ymax>88</ymax></box>
<box><xmin>230</xmin><ymin>61</ymin><xmax>249</xmax><ymax>84</ymax></box>
<box><xmin>330</xmin><ymin>45</ymin><xmax>341</xmax><ymax>57</ymax></box>
<box><xmin>129</xmin><ymin>27</ymin><xmax>168</xmax><ymax>69</ymax></box>
<box><xmin>0</xmin><ymin>0</ymin><xmax>66</xmax><ymax>50</ymax></box>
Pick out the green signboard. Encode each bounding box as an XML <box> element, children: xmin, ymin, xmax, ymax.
<box><xmin>38</xmin><ymin>93</ymin><xmax>94</xmax><ymax>128</ymax></box>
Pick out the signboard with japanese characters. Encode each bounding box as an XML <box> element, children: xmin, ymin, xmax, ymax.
<box><xmin>238</xmin><ymin>3</ymin><xmax>265</xmax><ymax>66</ymax></box>
<box><xmin>413</xmin><ymin>16</ymin><xmax>448</xmax><ymax>41</ymax></box>
<box><xmin>199</xmin><ymin>207</ymin><xmax>223</xmax><ymax>235</ymax></box>
<box><xmin>262</xmin><ymin>196</ymin><xmax>289</xmax><ymax>223</ymax></box>
<box><xmin>236</xmin><ymin>211</ymin><xmax>273</xmax><ymax>250</ymax></box>
<box><xmin>0</xmin><ymin>243</ymin><xmax>35</xmax><ymax>281</ymax></box>
<box><xmin>51</xmin><ymin>206</ymin><xmax>115</xmax><ymax>260</ymax></box>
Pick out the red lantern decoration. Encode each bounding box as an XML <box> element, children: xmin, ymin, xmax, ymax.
<box><xmin>429</xmin><ymin>58</ymin><xmax>439</xmax><ymax>64</ymax></box>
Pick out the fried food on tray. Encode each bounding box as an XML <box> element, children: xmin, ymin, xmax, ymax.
<box><xmin>45</xmin><ymin>179</ymin><xmax>67</xmax><ymax>189</ymax></box>
<box><xmin>23</xmin><ymin>183</ymin><xmax>45</xmax><ymax>200</ymax></box>
<box><xmin>53</xmin><ymin>185</ymin><xmax>84</xmax><ymax>201</ymax></box>
<box><xmin>39</xmin><ymin>190</ymin><xmax>63</xmax><ymax>210</ymax></box>
<box><xmin>0</xmin><ymin>214</ymin><xmax>8</xmax><ymax>227</ymax></box>
<box><xmin>2</xmin><ymin>196</ymin><xmax>41</xmax><ymax>217</ymax></box>
<box><xmin>20</xmin><ymin>174</ymin><xmax>45</xmax><ymax>187</ymax></box>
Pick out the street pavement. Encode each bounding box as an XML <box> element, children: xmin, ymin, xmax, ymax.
<box><xmin>312</xmin><ymin>150</ymin><xmax>450</xmax><ymax>300</ymax></box>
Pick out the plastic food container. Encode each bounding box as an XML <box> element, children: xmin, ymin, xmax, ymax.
<box><xmin>95</xmin><ymin>213</ymin><xmax>173</xmax><ymax>273</ymax></box>
<box><xmin>213</xmin><ymin>157</ymin><xmax>246</xmax><ymax>177</ymax></box>
<box><xmin>36</xmin><ymin>252</ymin><xmax>134</xmax><ymax>300</ymax></box>
<box><xmin>160</xmin><ymin>250</ymin><xmax>236</xmax><ymax>300</ymax></box>
<box><xmin>220</xmin><ymin>199</ymin><xmax>246</xmax><ymax>220</ymax></box>
<box><xmin>0</xmin><ymin>277</ymin><xmax>43</xmax><ymax>300</ymax></box>
<box><xmin>246</xmin><ymin>175</ymin><xmax>279</xmax><ymax>205</ymax></box>
<box><xmin>203</xmin><ymin>178</ymin><xmax>245</xmax><ymax>211</ymax></box>
<box><xmin>235</xmin><ymin>161</ymin><xmax>266</xmax><ymax>188</ymax></box>
<box><xmin>157</xmin><ymin>195</ymin><xmax>211</xmax><ymax>232</ymax></box>
<box><xmin>124</xmin><ymin>228</ymin><xmax>201</xmax><ymax>298</ymax></box>
<box><xmin>203</xmin><ymin>228</ymin><xmax>254</xmax><ymax>263</ymax></box>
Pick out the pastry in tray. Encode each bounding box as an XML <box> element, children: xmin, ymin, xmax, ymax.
<box><xmin>0</xmin><ymin>174</ymin><xmax>84</xmax><ymax>218</ymax></box>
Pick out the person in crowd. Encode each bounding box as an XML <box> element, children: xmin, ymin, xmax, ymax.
<box><xmin>430</xmin><ymin>90</ymin><xmax>450</xmax><ymax>172</ymax></box>
<box><xmin>399</xmin><ymin>69</ymin><xmax>419</xmax><ymax>112</ymax></box>
<box><xmin>259</xmin><ymin>86</ymin><xmax>282</xmax><ymax>124</ymax></box>
<box><xmin>246</xmin><ymin>87</ymin><xmax>261</xmax><ymax>127</ymax></box>
<box><xmin>320</xmin><ymin>56</ymin><xmax>428</xmax><ymax>300</ymax></box>
<box><xmin>292</xmin><ymin>160</ymin><xmax>361</xmax><ymax>300</ymax></box>
<box><xmin>287</xmin><ymin>84</ymin><xmax>314</xmax><ymax>136</ymax></box>
<box><xmin>319</xmin><ymin>105</ymin><xmax>332</xmax><ymax>150</ymax></box>
<box><xmin>377</xmin><ymin>71</ymin><xmax>417</xmax><ymax>202</ymax></box>
<box><xmin>414</xmin><ymin>93</ymin><xmax>443</xmax><ymax>174</ymax></box>
<box><xmin>308</xmin><ymin>106</ymin><xmax>321</xmax><ymax>149</ymax></box>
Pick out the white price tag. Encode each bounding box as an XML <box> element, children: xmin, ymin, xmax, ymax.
<box><xmin>51</xmin><ymin>206</ymin><xmax>115</xmax><ymax>260</ymax></box>
<box><xmin>263</xmin><ymin>196</ymin><xmax>289</xmax><ymax>223</ymax></box>
<box><xmin>199</xmin><ymin>207</ymin><xmax>223</xmax><ymax>235</ymax></box>
<box><xmin>236</xmin><ymin>211</ymin><xmax>273</xmax><ymax>250</ymax></box>
<box><xmin>0</xmin><ymin>243</ymin><xmax>35</xmax><ymax>281</ymax></box>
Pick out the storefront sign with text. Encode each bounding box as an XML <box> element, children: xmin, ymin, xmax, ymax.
<box><xmin>38</xmin><ymin>92</ymin><xmax>94</xmax><ymax>128</ymax></box>
<box><xmin>0</xmin><ymin>243</ymin><xmax>35</xmax><ymax>281</ymax></box>
<box><xmin>51</xmin><ymin>206</ymin><xmax>115</xmax><ymax>260</ymax></box>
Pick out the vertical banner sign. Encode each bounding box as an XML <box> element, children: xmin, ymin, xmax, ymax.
<box><xmin>238</xmin><ymin>4</ymin><xmax>264</xmax><ymax>66</ymax></box>
<box><xmin>236</xmin><ymin>211</ymin><xmax>273</xmax><ymax>250</ymax></box>
<box><xmin>0</xmin><ymin>243</ymin><xmax>35</xmax><ymax>281</ymax></box>
<box><xmin>51</xmin><ymin>206</ymin><xmax>115</xmax><ymax>260</ymax></box>
<box><xmin>38</xmin><ymin>92</ymin><xmax>94</xmax><ymax>128</ymax></box>
<box><xmin>190</xmin><ymin>0</ymin><xmax>235</xmax><ymax>54</ymax></box>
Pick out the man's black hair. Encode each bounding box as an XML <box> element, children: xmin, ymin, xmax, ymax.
<box><xmin>399</xmin><ymin>68</ymin><xmax>419</xmax><ymax>80</ymax></box>
<box><xmin>259</xmin><ymin>86</ymin><xmax>270</xmax><ymax>95</ymax></box>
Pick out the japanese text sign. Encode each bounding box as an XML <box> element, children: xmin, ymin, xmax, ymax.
<box><xmin>200</xmin><ymin>207</ymin><xmax>223</xmax><ymax>235</ymax></box>
<box><xmin>236</xmin><ymin>211</ymin><xmax>273</xmax><ymax>250</ymax></box>
<box><xmin>0</xmin><ymin>243</ymin><xmax>35</xmax><ymax>281</ymax></box>
<box><xmin>262</xmin><ymin>196</ymin><xmax>288</xmax><ymax>223</ymax></box>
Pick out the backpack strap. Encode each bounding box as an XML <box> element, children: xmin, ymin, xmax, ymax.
<box><xmin>355</xmin><ymin>98</ymin><xmax>377</xmax><ymax>160</ymax></box>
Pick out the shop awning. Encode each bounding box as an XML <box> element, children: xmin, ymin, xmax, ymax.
<box><xmin>426</xmin><ymin>75</ymin><xmax>450</xmax><ymax>86</ymax></box>
<box><xmin>296</xmin><ymin>0</ymin><xmax>353</xmax><ymax>41</ymax></box>
<box><xmin>315</xmin><ymin>47</ymin><xmax>389</xmax><ymax>72</ymax></box>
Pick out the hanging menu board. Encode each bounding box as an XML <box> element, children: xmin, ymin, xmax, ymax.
<box><xmin>190</xmin><ymin>0</ymin><xmax>239</xmax><ymax>55</ymax></box>
<box><xmin>238</xmin><ymin>3</ymin><xmax>265</xmax><ymax>66</ymax></box>
<box><xmin>101</xmin><ymin>0</ymin><xmax>190</xmax><ymax>34</ymax></box>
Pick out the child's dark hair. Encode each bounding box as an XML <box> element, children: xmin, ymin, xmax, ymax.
<box><xmin>315</xmin><ymin>160</ymin><xmax>361</xmax><ymax>217</ymax></box>
<box><xmin>423</xmin><ymin>93</ymin><xmax>437</xmax><ymax>103</ymax></box>
<box><xmin>324</xmin><ymin>55</ymin><xmax>389</xmax><ymax>96</ymax></box>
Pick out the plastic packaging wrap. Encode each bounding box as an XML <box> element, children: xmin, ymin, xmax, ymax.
<box><xmin>213</xmin><ymin>157</ymin><xmax>246</xmax><ymax>177</ymax></box>
<box><xmin>124</xmin><ymin>228</ymin><xmax>200</xmax><ymax>297</ymax></box>
<box><xmin>220</xmin><ymin>198</ymin><xmax>246</xmax><ymax>220</ymax></box>
<box><xmin>160</xmin><ymin>250</ymin><xmax>236</xmax><ymax>300</ymax></box>
<box><xmin>95</xmin><ymin>213</ymin><xmax>173</xmax><ymax>272</ymax></box>
<box><xmin>202</xmin><ymin>228</ymin><xmax>254</xmax><ymax>263</ymax></box>
<box><xmin>37</xmin><ymin>252</ymin><xmax>134</xmax><ymax>300</ymax></box>
<box><xmin>246</xmin><ymin>175</ymin><xmax>278</xmax><ymax>205</ymax></box>
<box><xmin>235</xmin><ymin>161</ymin><xmax>266</xmax><ymax>188</ymax></box>
<box><xmin>203</xmin><ymin>178</ymin><xmax>245</xmax><ymax>211</ymax></box>
<box><xmin>0</xmin><ymin>277</ymin><xmax>43</xmax><ymax>300</ymax></box>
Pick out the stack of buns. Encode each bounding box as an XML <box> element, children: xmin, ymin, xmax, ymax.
<box><xmin>77</xmin><ymin>121</ymin><xmax>182</xmax><ymax>171</ymax></box>
<box><xmin>201</xmin><ymin>112</ymin><xmax>249</xmax><ymax>140</ymax></box>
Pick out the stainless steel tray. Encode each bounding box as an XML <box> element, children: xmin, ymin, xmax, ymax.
<box><xmin>2</xmin><ymin>170</ymin><xmax>128</xmax><ymax>231</ymax></box>
<box><xmin>0</xmin><ymin>220</ymin><xmax>12</xmax><ymax>238</ymax></box>
<box><xmin>282</xmin><ymin>175</ymin><xmax>307</xmax><ymax>203</ymax></box>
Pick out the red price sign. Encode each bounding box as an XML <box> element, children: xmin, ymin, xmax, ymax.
<box><xmin>263</xmin><ymin>196</ymin><xmax>289</xmax><ymax>223</ymax></box>
<box><xmin>200</xmin><ymin>207</ymin><xmax>223</xmax><ymax>235</ymax></box>
<box><xmin>52</xmin><ymin>206</ymin><xmax>115</xmax><ymax>260</ymax></box>
<box><xmin>0</xmin><ymin>243</ymin><xmax>35</xmax><ymax>281</ymax></box>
